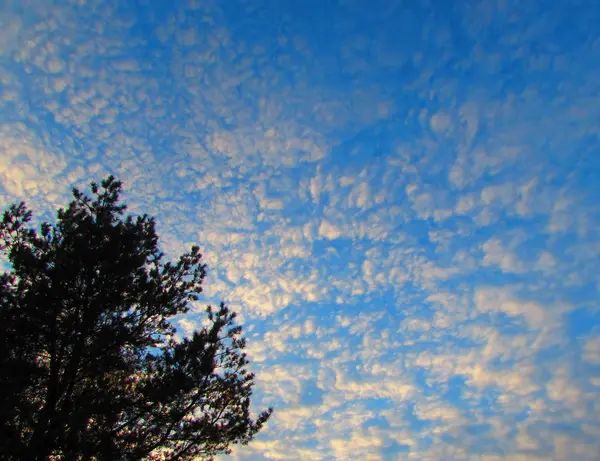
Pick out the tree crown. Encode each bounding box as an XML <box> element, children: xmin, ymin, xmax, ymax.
<box><xmin>0</xmin><ymin>176</ymin><xmax>271</xmax><ymax>461</ymax></box>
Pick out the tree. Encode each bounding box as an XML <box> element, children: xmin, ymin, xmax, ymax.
<box><xmin>0</xmin><ymin>176</ymin><xmax>272</xmax><ymax>461</ymax></box>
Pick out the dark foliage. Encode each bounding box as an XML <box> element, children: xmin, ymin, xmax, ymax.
<box><xmin>0</xmin><ymin>176</ymin><xmax>272</xmax><ymax>461</ymax></box>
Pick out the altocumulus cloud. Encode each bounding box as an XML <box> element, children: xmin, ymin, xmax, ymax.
<box><xmin>1</xmin><ymin>0</ymin><xmax>600</xmax><ymax>460</ymax></box>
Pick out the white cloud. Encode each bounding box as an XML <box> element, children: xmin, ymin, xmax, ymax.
<box><xmin>318</xmin><ymin>219</ymin><xmax>342</xmax><ymax>240</ymax></box>
<box><xmin>474</xmin><ymin>287</ymin><xmax>553</xmax><ymax>329</ymax></box>
<box><xmin>414</xmin><ymin>400</ymin><xmax>462</xmax><ymax>423</ymax></box>
<box><xmin>583</xmin><ymin>336</ymin><xmax>600</xmax><ymax>364</ymax></box>
<box><xmin>481</xmin><ymin>238</ymin><xmax>525</xmax><ymax>273</ymax></box>
<box><xmin>430</xmin><ymin>112</ymin><xmax>453</xmax><ymax>133</ymax></box>
<box><xmin>330</xmin><ymin>431</ymin><xmax>385</xmax><ymax>461</ymax></box>
<box><xmin>455</xmin><ymin>193</ymin><xmax>476</xmax><ymax>214</ymax></box>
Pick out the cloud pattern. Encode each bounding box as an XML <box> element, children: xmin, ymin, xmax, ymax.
<box><xmin>1</xmin><ymin>0</ymin><xmax>600</xmax><ymax>459</ymax></box>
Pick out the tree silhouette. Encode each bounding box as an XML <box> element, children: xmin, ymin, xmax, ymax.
<box><xmin>0</xmin><ymin>176</ymin><xmax>271</xmax><ymax>461</ymax></box>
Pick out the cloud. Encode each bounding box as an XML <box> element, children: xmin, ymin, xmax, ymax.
<box><xmin>330</xmin><ymin>430</ymin><xmax>386</xmax><ymax>461</ymax></box>
<box><xmin>318</xmin><ymin>219</ymin><xmax>343</xmax><ymax>240</ymax></box>
<box><xmin>583</xmin><ymin>336</ymin><xmax>600</xmax><ymax>365</ymax></box>
<box><xmin>474</xmin><ymin>287</ymin><xmax>556</xmax><ymax>330</ymax></box>
<box><xmin>481</xmin><ymin>238</ymin><xmax>525</xmax><ymax>274</ymax></box>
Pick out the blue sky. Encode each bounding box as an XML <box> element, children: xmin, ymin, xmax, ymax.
<box><xmin>1</xmin><ymin>0</ymin><xmax>600</xmax><ymax>459</ymax></box>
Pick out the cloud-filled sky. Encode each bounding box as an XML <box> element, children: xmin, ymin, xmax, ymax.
<box><xmin>1</xmin><ymin>0</ymin><xmax>600</xmax><ymax>459</ymax></box>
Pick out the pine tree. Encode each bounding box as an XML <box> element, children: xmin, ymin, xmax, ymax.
<box><xmin>0</xmin><ymin>176</ymin><xmax>271</xmax><ymax>461</ymax></box>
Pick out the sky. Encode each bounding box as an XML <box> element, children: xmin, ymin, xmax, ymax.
<box><xmin>1</xmin><ymin>0</ymin><xmax>600</xmax><ymax>459</ymax></box>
